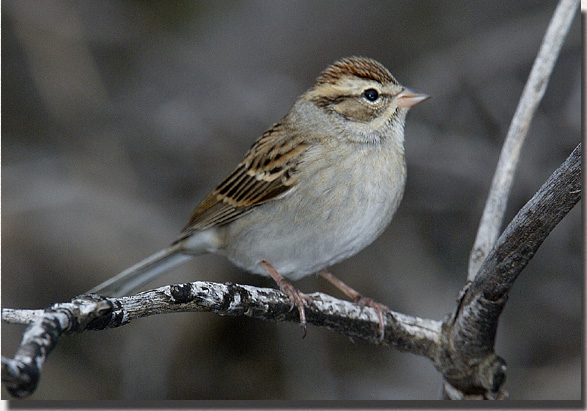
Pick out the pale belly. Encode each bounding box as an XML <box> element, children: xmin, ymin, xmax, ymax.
<box><xmin>215</xmin><ymin>144</ymin><xmax>406</xmax><ymax>280</ymax></box>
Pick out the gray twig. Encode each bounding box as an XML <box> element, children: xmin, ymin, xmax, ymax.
<box><xmin>468</xmin><ymin>0</ymin><xmax>579</xmax><ymax>281</ymax></box>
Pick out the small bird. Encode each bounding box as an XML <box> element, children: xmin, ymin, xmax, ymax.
<box><xmin>88</xmin><ymin>56</ymin><xmax>428</xmax><ymax>336</ymax></box>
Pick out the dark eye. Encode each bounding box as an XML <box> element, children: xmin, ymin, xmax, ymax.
<box><xmin>363</xmin><ymin>88</ymin><xmax>379</xmax><ymax>102</ymax></box>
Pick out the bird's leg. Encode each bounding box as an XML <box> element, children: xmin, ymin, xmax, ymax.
<box><xmin>319</xmin><ymin>269</ymin><xmax>389</xmax><ymax>340</ymax></box>
<box><xmin>260</xmin><ymin>260</ymin><xmax>312</xmax><ymax>337</ymax></box>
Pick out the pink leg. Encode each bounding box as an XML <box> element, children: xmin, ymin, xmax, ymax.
<box><xmin>260</xmin><ymin>260</ymin><xmax>311</xmax><ymax>337</ymax></box>
<box><xmin>319</xmin><ymin>269</ymin><xmax>389</xmax><ymax>340</ymax></box>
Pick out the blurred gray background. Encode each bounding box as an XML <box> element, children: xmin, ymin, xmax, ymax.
<box><xmin>2</xmin><ymin>0</ymin><xmax>581</xmax><ymax>400</ymax></box>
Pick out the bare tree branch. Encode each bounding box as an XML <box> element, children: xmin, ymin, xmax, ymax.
<box><xmin>1</xmin><ymin>295</ymin><xmax>113</xmax><ymax>398</ymax></box>
<box><xmin>2</xmin><ymin>283</ymin><xmax>441</xmax><ymax>398</ymax></box>
<box><xmin>440</xmin><ymin>143</ymin><xmax>581</xmax><ymax>399</ymax></box>
<box><xmin>2</xmin><ymin>142</ymin><xmax>579</xmax><ymax>398</ymax></box>
<box><xmin>1</xmin><ymin>309</ymin><xmax>45</xmax><ymax>325</ymax></box>
<box><xmin>468</xmin><ymin>0</ymin><xmax>579</xmax><ymax>280</ymax></box>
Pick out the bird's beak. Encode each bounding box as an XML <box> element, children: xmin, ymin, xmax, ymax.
<box><xmin>396</xmin><ymin>87</ymin><xmax>430</xmax><ymax>108</ymax></box>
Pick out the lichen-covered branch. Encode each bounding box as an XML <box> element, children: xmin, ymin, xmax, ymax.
<box><xmin>2</xmin><ymin>282</ymin><xmax>442</xmax><ymax>398</ymax></box>
<box><xmin>2</xmin><ymin>295</ymin><xmax>114</xmax><ymax>398</ymax></box>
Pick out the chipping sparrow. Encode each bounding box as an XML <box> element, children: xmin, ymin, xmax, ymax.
<box><xmin>88</xmin><ymin>56</ymin><xmax>429</xmax><ymax>335</ymax></box>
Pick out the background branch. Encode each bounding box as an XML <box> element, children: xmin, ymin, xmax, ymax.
<box><xmin>468</xmin><ymin>0</ymin><xmax>579</xmax><ymax>280</ymax></box>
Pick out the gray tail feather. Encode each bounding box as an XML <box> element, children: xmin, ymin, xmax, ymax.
<box><xmin>86</xmin><ymin>242</ymin><xmax>192</xmax><ymax>297</ymax></box>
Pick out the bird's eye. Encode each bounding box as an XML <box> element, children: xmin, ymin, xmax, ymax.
<box><xmin>363</xmin><ymin>88</ymin><xmax>379</xmax><ymax>102</ymax></box>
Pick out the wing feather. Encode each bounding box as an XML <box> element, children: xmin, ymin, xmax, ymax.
<box><xmin>184</xmin><ymin>122</ymin><xmax>309</xmax><ymax>231</ymax></box>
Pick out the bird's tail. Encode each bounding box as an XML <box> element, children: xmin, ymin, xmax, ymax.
<box><xmin>86</xmin><ymin>242</ymin><xmax>192</xmax><ymax>297</ymax></box>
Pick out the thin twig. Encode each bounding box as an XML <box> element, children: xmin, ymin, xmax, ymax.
<box><xmin>468</xmin><ymin>0</ymin><xmax>579</xmax><ymax>281</ymax></box>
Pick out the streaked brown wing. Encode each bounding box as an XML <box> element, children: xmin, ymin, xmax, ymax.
<box><xmin>184</xmin><ymin>122</ymin><xmax>310</xmax><ymax>231</ymax></box>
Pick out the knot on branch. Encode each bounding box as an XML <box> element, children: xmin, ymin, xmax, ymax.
<box><xmin>477</xmin><ymin>354</ymin><xmax>507</xmax><ymax>395</ymax></box>
<box><xmin>436</xmin><ymin>286</ymin><xmax>509</xmax><ymax>398</ymax></box>
<box><xmin>440</xmin><ymin>351</ymin><xmax>507</xmax><ymax>399</ymax></box>
<box><xmin>169</xmin><ymin>283</ymin><xmax>195</xmax><ymax>304</ymax></box>
<box><xmin>67</xmin><ymin>294</ymin><xmax>116</xmax><ymax>331</ymax></box>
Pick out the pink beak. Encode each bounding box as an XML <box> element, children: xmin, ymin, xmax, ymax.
<box><xmin>396</xmin><ymin>87</ymin><xmax>430</xmax><ymax>108</ymax></box>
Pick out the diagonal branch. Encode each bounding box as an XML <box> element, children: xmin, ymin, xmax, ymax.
<box><xmin>468</xmin><ymin>0</ymin><xmax>579</xmax><ymax>281</ymax></box>
<box><xmin>440</xmin><ymin>143</ymin><xmax>581</xmax><ymax>399</ymax></box>
<box><xmin>467</xmin><ymin>143</ymin><xmax>581</xmax><ymax>303</ymax></box>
